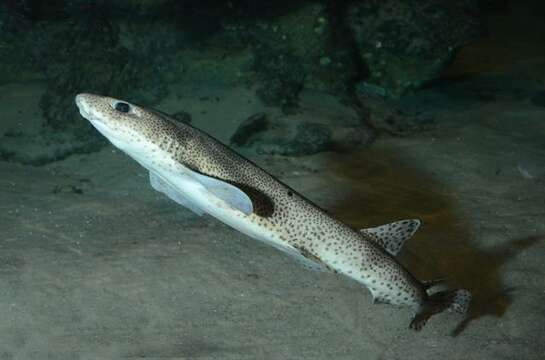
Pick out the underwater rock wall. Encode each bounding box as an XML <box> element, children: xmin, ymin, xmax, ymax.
<box><xmin>348</xmin><ymin>0</ymin><xmax>480</xmax><ymax>98</ymax></box>
<box><xmin>0</xmin><ymin>0</ymin><xmax>480</xmax><ymax>164</ymax></box>
<box><xmin>0</xmin><ymin>1</ymin><xmax>36</xmax><ymax>85</ymax></box>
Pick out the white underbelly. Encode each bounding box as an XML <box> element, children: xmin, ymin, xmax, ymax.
<box><xmin>145</xmin><ymin>159</ymin><xmax>292</xmax><ymax>256</ymax></box>
<box><xmin>170</xmin><ymin>175</ymin><xmax>285</xmax><ymax>247</ymax></box>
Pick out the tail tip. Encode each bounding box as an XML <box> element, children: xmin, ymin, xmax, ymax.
<box><xmin>449</xmin><ymin>289</ymin><xmax>472</xmax><ymax>314</ymax></box>
<box><xmin>409</xmin><ymin>289</ymin><xmax>472</xmax><ymax>331</ymax></box>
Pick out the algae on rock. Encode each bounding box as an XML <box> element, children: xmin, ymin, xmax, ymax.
<box><xmin>347</xmin><ymin>0</ymin><xmax>479</xmax><ymax>98</ymax></box>
<box><xmin>249</xmin><ymin>1</ymin><xmax>360</xmax><ymax>109</ymax></box>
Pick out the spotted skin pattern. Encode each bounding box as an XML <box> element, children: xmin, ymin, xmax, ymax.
<box><xmin>75</xmin><ymin>93</ymin><xmax>471</xmax><ymax>329</ymax></box>
<box><xmin>360</xmin><ymin>219</ymin><xmax>421</xmax><ymax>256</ymax></box>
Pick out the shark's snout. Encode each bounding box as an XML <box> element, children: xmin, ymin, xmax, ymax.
<box><xmin>75</xmin><ymin>93</ymin><xmax>105</xmax><ymax>125</ymax></box>
<box><xmin>75</xmin><ymin>93</ymin><xmax>92</xmax><ymax>112</ymax></box>
<box><xmin>75</xmin><ymin>93</ymin><xmax>109</xmax><ymax>136</ymax></box>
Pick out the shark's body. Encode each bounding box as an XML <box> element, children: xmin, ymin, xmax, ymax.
<box><xmin>75</xmin><ymin>93</ymin><xmax>470</xmax><ymax>330</ymax></box>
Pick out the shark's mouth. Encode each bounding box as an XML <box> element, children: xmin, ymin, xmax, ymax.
<box><xmin>78</xmin><ymin>109</ymin><xmax>103</xmax><ymax>129</ymax></box>
<box><xmin>77</xmin><ymin>108</ymin><xmax>92</xmax><ymax>122</ymax></box>
<box><xmin>75</xmin><ymin>95</ymin><xmax>104</xmax><ymax>125</ymax></box>
<box><xmin>75</xmin><ymin>98</ymin><xmax>107</xmax><ymax>130</ymax></box>
<box><xmin>77</xmin><ymin>106</ymin><xmax>118</xmax><ymax>142</ymax></box>
<box><xmin>76</xmin><ymin>101</ymin><xmax>97</xmax><ymax>123</ymax></box>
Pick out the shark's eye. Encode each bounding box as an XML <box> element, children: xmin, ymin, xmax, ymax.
<box><xmin>114</xmin><ymin>102</ymin><xmax>131</xmax><ymax>113</ymax></box>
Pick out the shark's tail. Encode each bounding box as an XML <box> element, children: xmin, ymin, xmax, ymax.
<box><xmin>409</xmin><ymin>288</ymin><xmax>472</xmax><ymax>331</ymax></box>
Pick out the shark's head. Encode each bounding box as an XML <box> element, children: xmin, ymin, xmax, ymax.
<box><xmin>75</xmin><ymin>93</ymin><xmax>186</xmax><ymax>163</ymax></box>
<box><xmin>76</xmin><ymin>93</ymin><xmax>154</xmax><ymax>148</ymax></box>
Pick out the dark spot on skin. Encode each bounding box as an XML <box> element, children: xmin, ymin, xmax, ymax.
<box><xmin>287</xmin><ymin>191</ymin><xmax>293</xmax><ymax>197</ymax></box>
<box><xmin>233</xmin><ymin>183</ymin><xmax>275</xmax><ymax>218</ymax></box>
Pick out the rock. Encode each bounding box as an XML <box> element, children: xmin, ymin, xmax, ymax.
<box><xmin>359</xmin><ymin>96</ymin><xmax>436</xmax><ymax>136</ymax></box>
<box><xmin>20</xmin><ymin>0</ymin><xmax>191</xmax><ymax>143</ymax></box>
<box><xmin>329</xmin><ymin>126</ymin><xmax>370</xmax><ymax>151</ymax></box>
<box><xmin>32</xmin><ymin>10</ymin><xmax>171</xmax><ymax>140</ymax></box>
<box><xmin>230</xmin><ymin>112</ymin><xmax>268</xmax><ymax>146</ymax></box>
<box><xmin>0</xmin><ymin>1</ymin><xmax>40</xmax><ymax>85</ymax></box>
<box><xmin>347</xmin><ymin>0</ymin><xmax>479</xmax><ymax>97</ymax></box>
<box><xmin>253</xmin><ymin>45</ymin><xmax>305</xmax><ymax>112</ymax></box>
<box><xmin>0</xmin><ymin>130</ymin><xmax>104</xmax><ymax>166</ymax></box>
<box><xmin>288</xmin><ymin>122</ymin><xmax>332</xmax><ymax>156</ymax></box>
<box><xmin>249</xmin><ymin>1</ymin><xmax>360</xmax><ymax>108</ymax></box>
<box><xmin>231</xmin><ymin>91</ymin><xmax>372</xmax><ymax>156</ymax></box>
<box><xmin>0</xmin><ymin>1</ymin><xmax>31</xmax><ymax>43</ymax></box>
<box><xmin>171</xmin><ymin>111</ymin><xmax>192</xmax><ymax>124</ymax></box>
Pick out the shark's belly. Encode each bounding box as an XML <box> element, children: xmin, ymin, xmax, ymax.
<box><xmin>151</xmin><ymin>161</ymin><xmax>369</xmax><ymax>274</ymax></box>
<box><xmin>168</xmin><ymin>175</ymin><xmax>289</xmax><ymax>250</ymax></box>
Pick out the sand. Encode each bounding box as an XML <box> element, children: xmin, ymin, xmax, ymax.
<box><xmin>0</xmin><ymin>80</ymin><xmax>544</xmax><ymax>359</ymax></box>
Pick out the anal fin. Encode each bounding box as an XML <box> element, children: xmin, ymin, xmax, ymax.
<box><xmin>265</xmin><ymin>241</ymin><xmax>331</xmax><ymax>272</ymax></box>
<box><xmin>292</xmin><ymin>245</ymin><xmax>332</xmax><ymax>272</ymax></box>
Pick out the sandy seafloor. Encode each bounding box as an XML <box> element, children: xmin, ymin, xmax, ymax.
<box><xmin>1</xmin><ymin>80</ymin><xmax>545</xmax><ymax>360</ymax></box>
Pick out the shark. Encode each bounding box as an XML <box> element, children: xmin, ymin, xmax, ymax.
<box><xmin>75</xmin><ymin>93</ymin><xmax>471</xmax><ymax>330</ymax></box>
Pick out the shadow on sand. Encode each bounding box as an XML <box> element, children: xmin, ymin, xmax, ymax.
<box><xmin>324</xmin><ymin>147</ymin><xmax>541</xmax><ymax>335</ymax></box>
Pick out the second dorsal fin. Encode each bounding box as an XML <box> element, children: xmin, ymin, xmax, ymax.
<box><xmin>360</xmin><ymin>219</ymin><xmax>421</xmax><ymax>256</ymax></box>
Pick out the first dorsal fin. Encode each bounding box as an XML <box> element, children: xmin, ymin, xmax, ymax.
<box><xmin>360</xmin><ymin>219</ymin><xmax>421</xmax><ymax>256</ymax></box>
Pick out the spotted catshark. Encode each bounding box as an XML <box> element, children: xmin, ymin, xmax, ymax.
<box><xmin>75</xmin><ymin>93</ymin><xmax>471</xmax><ymax>330</ymax></box>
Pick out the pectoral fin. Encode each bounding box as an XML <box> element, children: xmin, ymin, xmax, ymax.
<box><xmin>151</xmin><ymin>163</ymin><xmax>254</xmax><ymax>216</ymax></box>
<box><xmin>189</xmin><ymin>171</ymin><xmax>254</xmax><ymax>216</ymax></box>
<box><xmin>149</xmin><ymin>172</ymin><xmax>204</xmax><ymax>216</ymax></box>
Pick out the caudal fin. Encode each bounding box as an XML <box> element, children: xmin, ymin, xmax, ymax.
<box><xmin>409</xmin><ymin>289</ymin><xmax>472</xmax><ymax>331</ymax></box>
